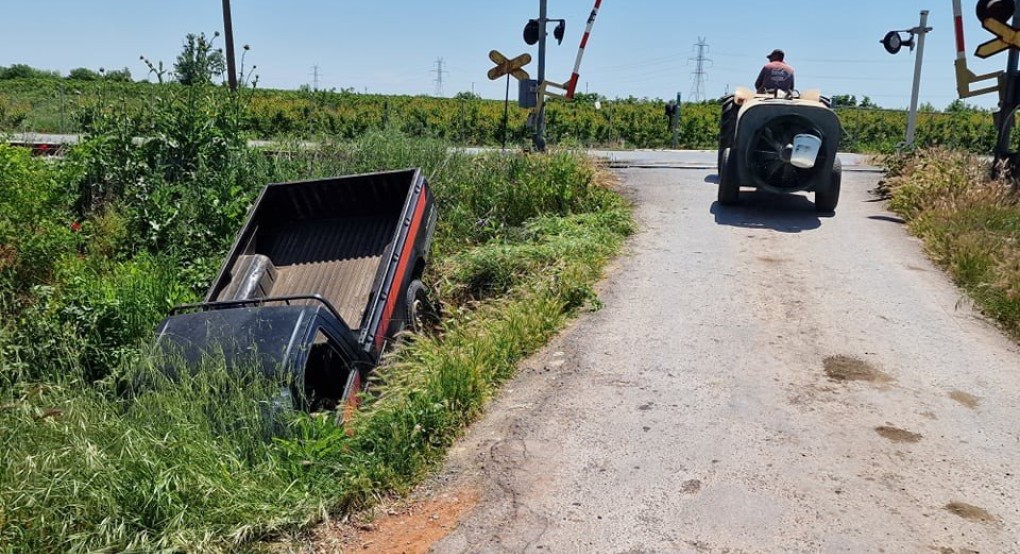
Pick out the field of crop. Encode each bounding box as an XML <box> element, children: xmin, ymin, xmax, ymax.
<box><xmin>0</xmin><ymin>77</ymin><xmax>1000</xmax><ymax>153</ymax></box>
<box><xmin>0</xmin><ymin>83</ymin><xmax>633</xmax><ymax>551</ymax></box>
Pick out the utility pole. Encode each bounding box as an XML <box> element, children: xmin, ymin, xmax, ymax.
<box><xmin>688</xmin><ymin>37</ymin><xmax>710</xmax><ymax>102</ymax></box>
<box><xmin>905</xmin><ymin>11</ymin><xmax>932</xmax><ymax>148</ymax></box>
<box><xmin>221</xmin><ymin>0</ymin><xmax>238</xmax><ymax>91</ymax></box>
<box><xmin>433</xmin><ymin>57</ymin><xmax>446</xmax><ymax>97</ymax></box>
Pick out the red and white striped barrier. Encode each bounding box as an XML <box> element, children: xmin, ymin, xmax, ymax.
<box><xmin>953</xmin><ymin>0</ymin><xmax>967</xmax><ymax>60</ymax></box>
<box><xmin>566</xmin><ymin>0</ymin><xmax>602</xmax><ymax>99</ymax></box>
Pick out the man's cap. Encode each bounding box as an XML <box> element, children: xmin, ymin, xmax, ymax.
<box><xmin>767</xmin><ymin>49</ymin><xmax>785</xmax><ymax>60</ymax></box>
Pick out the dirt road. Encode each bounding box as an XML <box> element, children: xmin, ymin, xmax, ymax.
<box><xmin>423</xmin><ymin>167</ymin><xmax>1020</xmax><ymax>553</ymax></box>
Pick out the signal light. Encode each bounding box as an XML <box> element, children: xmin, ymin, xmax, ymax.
<box><xmin>882</xmin><ymin>31</ymin><xmax>906</xmax><ymax>54</ymax></box>
<box><xmin>554</xmin><ymin>21</ymin><xmax>566</xmax><ymax>44</ymax></box>
<box><xmin>524</xmin><ymin>19</ymin><xmax>540</xmax><ymax>45</ymax></box>
<box><xmin>977</xmin><ymin>0</ymin><xmax>1016</xmax><ymax>24</ymax></box>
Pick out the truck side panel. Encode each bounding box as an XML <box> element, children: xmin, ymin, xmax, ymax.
<box><xmin>361</xmin><ymin>173</ymin><xmax>436</xmax><ymax>357</ymax></box>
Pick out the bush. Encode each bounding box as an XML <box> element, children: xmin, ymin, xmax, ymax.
<box><xmin>0</xmin><ymin>144</ymin><xmax>77</xmax><ymax>292</ymax></box>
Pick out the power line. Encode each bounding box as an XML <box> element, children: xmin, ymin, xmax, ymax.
<box><xmin>433</xmin><ymin>57</ymin><xmax>446</xmax><ymax>97</ymax></box>
<box><xmin>688</xmin><ymin>38</ymin><xmax>711</xmax><ymax>102</ymax></box>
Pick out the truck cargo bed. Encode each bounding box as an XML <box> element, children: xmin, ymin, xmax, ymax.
<box><xmin>261</xmin><ymin>215</ymin><xmax>394</xmax><ymax>326</ymax></box>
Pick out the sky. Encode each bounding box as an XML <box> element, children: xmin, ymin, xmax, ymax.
<box><xmin>1</xmin><ymin>1</ymin><xmax>1012</xmax><ymax>109</ymax></box>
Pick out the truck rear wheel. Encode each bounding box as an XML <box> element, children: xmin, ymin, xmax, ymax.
<box><xmin>815</xmin><ymin>158</ymin><xmax>842</xmax><ymax>213</ymax></box>
<box><xmin>717</xmin><ymin>148</ymin><xmax>740</xmax><ymax>205</ymax></box>
<box><xmin>406</xmin><ymin>280</ymin><xmax>440</xmax><ymax>334</ymax></box>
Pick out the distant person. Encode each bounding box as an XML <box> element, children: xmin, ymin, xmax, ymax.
<box><xmin>755</xmin><ymin>49</ymin><xmax>795</xmax><ymax>94</ymax></box>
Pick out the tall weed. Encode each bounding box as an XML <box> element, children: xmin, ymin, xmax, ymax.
<box><xmin>882</xmin><ymin>148</ymin><xmax>1020</xmax><ymax>336</ymax></box>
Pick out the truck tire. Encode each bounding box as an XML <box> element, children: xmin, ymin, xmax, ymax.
<box><xmin>815</xmin><ymin>158</ymin><xmax>842</xmax><ymax>213</ymax></box>
<box><xmin>406</xmin><ymin>280</ymin><xmax>439</xmax><ymax>334</ymax></box>
<box><xmin>717</xmin><ymin>148</ymin><xmax>740</xmax><ymax>205</ymax></box>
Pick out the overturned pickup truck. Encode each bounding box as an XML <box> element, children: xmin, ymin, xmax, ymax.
<box><xmin>154</xmin><ymin>169</ymin><xmax>437</xmax><ymax>414</ymax></box>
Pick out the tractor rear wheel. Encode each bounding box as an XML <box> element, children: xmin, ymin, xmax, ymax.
<box><xmin>718</xmin><ymin>95</ymin><xmax>738</xmax><ymax>172</ymax></box>
<box><xmin>815</xmin><ymin>158</ymin><xmax>842</xmax><ymax>213</ymax></box>
<box><xmin>718</xmin><ymin>148</ymin><xmax>740</xmax><ymax>205</ymax></box>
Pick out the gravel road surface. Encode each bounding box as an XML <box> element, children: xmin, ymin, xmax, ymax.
<box><xmin>428</xmin><ymin>166</ymin><xmax>1020</xmax><ymax>553</ymax></box>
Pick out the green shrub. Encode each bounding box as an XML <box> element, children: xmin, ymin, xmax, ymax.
<box><xmin>0</xmin><ymin>144</ymin><xmax>77</xmax><ymax>292</ymax></box>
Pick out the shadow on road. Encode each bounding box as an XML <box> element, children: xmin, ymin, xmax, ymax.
<box><xmin>704</xmin><ymin>174</ymin><xmax>719</xmax><ymax>184</ymax></box>
<box><xmin>710</xmin><ymin>190</ymin><xmax>827</xmax><ymax>233</ymax></box>
<box><xmin>868</xmin><ymin>215</ymin><xmax>906</xmax><ymax>225</ymax></box>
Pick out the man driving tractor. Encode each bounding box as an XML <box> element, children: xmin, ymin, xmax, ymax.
<box><xmin>755</xmin><ymin>49</ymin><xmax>795</xmax><ymax>94</ymax></box>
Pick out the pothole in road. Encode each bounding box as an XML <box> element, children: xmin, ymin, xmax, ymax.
<box><xmin>944</xmin><ymin>501</ymin><xmax>997</xmax><ymax>523</ymax></box>
<box><xmin>949</xmin><ymin>390</ymin><xmax>982</xmax><ymax>409</ymax></box>
<box><xmin>824</xmin><ymin>356</ymin><xmax>892</xmax><ymax>384</ymax></box>
<box><xmin>875</xmin><ymin>426</ymin><xmax>923</xmax><ymax>443</ymax></box>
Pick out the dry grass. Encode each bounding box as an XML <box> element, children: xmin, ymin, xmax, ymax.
<box><xmin>881</xmin><ymin>148</ymin><xmax>1020</xmax><ymax>338</ymax></box>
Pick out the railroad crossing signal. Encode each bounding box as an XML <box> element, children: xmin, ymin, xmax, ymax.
<box><xmin>487</xmin><ymin>50</ymin><xmax>532</xmax><ymax>81</ymax></box>
<box><xmin>976</xmin><ymin>17</ymin><xmax>1020</xmax><ymax>57</ymax></box>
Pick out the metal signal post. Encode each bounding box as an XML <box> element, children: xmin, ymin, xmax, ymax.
<box><xmin>534</xmin><ymin>0</ymin><xmax>549</xmax><ymax>151</ymax></box>
<box><xmin>997</xmin><ymin>1</ymin><xmax>1020</xmax><ymax>165</ymax></box>
<box><xmin>956</xmin><ymin>0</ymin><xmax>1020</xmax><ymax>172</ymax></box>
<box><xmin>906</xmin><ymin>11</ymin><xmax>931</xmax><ymax>147</ymax></box>
<box><xmin>881</xmin><ymin>11</ymin><xmax>932</xmax><ymax>148</ymax></box>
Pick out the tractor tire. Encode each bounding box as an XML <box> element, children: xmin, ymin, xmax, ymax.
<box><xmin>717</xmin><ymin>148</ymin><xmax>740</xmax><ymax>205</ymax></box>
<box><xmin>718</xmin><ymin>95</ymin><xmax>738</xmax><ymax>171</ymax></box>
<box><xmin>815</xmin><ymin>158</ymin><xmax>842</xmax><ymax>213</ymax></box>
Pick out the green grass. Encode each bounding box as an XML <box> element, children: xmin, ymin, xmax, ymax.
<box><xmin>881</xmin><ymin>148</ymin><xmax>1020</xmax><ymax>338</ymax></box>
<box><xmin>0</xmin><ymin>108</ymin><xmax>632</xmax><ymax>551</ymax></box>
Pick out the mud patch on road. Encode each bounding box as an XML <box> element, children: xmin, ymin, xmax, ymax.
<box><xmin>680</xmin><ymin>479</ymin><xmax>703</xmax><ymax>494</ymax></box>
<box><xmin>944</xmin><ymin>501</ymin><xmax>997</xmax><ymax>523</ymax></box>
<box><xmin>949</xmin><ymin>390</ymin><xmax>981</xmax><ymax>409</ymax></box>
<box><xmin>931</xmin><ymin>547</ymin><xmax>980</xmax><ymax>554</ymax></box>
<box><xmin>757</xmin><ymin>256</ymin><xmax>790</xmax><ymax>264</ymax></box>
<box><xmin>875</xmin><ymin>426</ymin><xmax>923</xmax><ymax>443</ymax></box>
<box><xmin>319</xmin><ymin>488</ymin><xmax>481</xmax><ymax>553</ymax></box>
<box><xmin>824</xmin><ymin>356</ymin><xmax>892</xmax><ymax>384</ymax></box>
